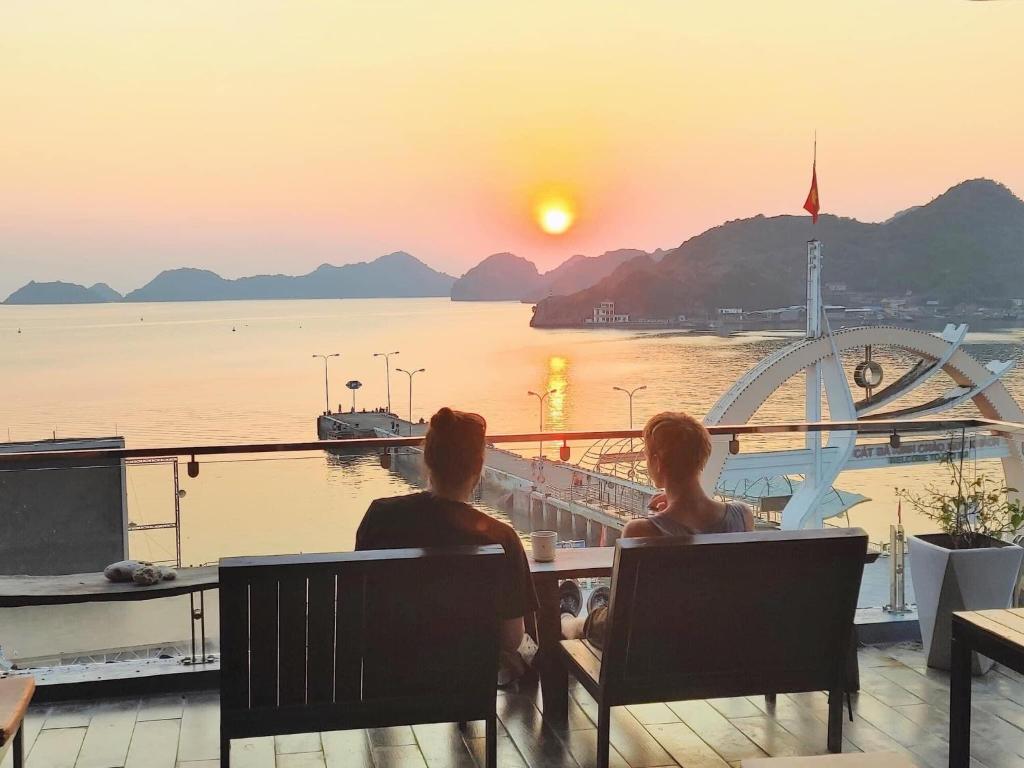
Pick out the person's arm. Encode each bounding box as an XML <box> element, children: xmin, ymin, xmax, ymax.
<box><xmin>740</xmin><ymin>502</ymin><xmax>755</xmax><ymax>531</ymax></box>
<box><xmin>622</xmin><ymin>518</ymin><xmax>661</xmax><ymax>538</ymax></box>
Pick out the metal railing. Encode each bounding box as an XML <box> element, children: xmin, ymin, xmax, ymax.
<box><xmin>0</xmin><ymin>416</ymin><xmax>1011</xmax><ymax>464</ymax></box>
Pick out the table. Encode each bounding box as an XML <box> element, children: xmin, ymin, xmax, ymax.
<box><xmin>950</xmin><ymin>609</ymin><xmax>1024</xmax><ymax>768</ymax></box>
<box><xmin>0</xmin><ymin>567</ymin><xmax>219</xmax><ymax>663</ymax></box>
<box><xmin>529</xmin><ymin>547</ymin><xmax>615</xmax><ymax>721</ymax></box>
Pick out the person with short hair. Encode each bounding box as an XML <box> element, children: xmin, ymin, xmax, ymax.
<box><xmin>561</xmin><ymin>411</ymin><xmax>753</xmax><ymax>647</ymax></box>
<box><xmin>623</xmin><ymin>410</ymin><xmax>754</xmax><ymax>537</ymax></box>
<box><xmin>356</xmin><ymin>407</ymin><xmax>538</xmax><ymax>683</ymax></box>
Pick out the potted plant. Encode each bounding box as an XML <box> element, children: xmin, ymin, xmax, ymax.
<box><xmin>898</xmin><ymin>445</ymin><xmax>1024</xmax><ymax>673</ymax></box>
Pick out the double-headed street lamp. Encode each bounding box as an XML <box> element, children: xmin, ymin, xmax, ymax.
<box><xmin>373</xmin><ymin>351</ymin><xmax>400</xmax><ymax>414</ymax></box>
<box><xmin>527</xmin><ymin>389</ymin><xmax>557</xmax><ymax>457</ymax></box>
<box><xmin>395</xmin><ymin>367</ymin><xmax>425</xmax><ymax>435</ymax></box>
<box><xmin>312</xmin><ymin>353</ymin><xmax>340</xmax><ymax>414</ymax></box>
<box><xmin>612</xmin><ymin>385</ymin><xmax>647</xmax><ymax>429</ymax></box>
<box><xmin>613</xmin><ymin>384</ymin><xmax>647</xmax><ymax>453</ymax></box>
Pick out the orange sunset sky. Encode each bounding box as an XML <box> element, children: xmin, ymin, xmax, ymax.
<box><xmin>2</xmin><ymin>1</ymin><xmax>1023</xmax><ymax>295</ymax></box>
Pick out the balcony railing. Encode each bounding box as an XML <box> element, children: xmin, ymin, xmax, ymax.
<box><xmin>0</xmin><ymin>415</ymin><xmax>1019</xmax><ymax>672</ymax></box>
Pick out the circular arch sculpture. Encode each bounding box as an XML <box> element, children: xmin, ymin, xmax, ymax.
<box><xmin>703</xmin><ymin>325</ymin><xmax>1024</xmax><ymax>529</ymax></box>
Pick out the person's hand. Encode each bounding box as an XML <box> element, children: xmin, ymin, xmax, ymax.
<box><xmin>648</xmin><ymin>492</ymin><xmax>668</xmax><ymax>512</ymax></box>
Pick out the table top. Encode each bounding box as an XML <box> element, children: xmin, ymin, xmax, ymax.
<box><xmin>954</xmin><ymin>608</ymin><xmax>1024</xmax><ymax>645</ymax></box>
<box><xmin>0</xmin><ymin>566</ymin><xmax>219</xmax><ymax>607</ymax></box>
<box><xmin>743</xmin><ymin>752</ymin><xmax>915</xmax><ymax>768</ymax></box>
<box><xmin>528</xmin><ymin>547</ymin><xmax>614</xmax><ymax>578</ymax></box>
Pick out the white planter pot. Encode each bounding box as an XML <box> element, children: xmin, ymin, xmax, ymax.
<box><xmin>909</xmin><ymin>533</ymin><xmax>1024</xmax><ymax>673</ymax></box>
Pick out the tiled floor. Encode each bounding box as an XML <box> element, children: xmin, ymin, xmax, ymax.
<box><xmin>9</xmin><ymin>642</ymin><xmax>1024</xmax><ymax>768</ymax></box>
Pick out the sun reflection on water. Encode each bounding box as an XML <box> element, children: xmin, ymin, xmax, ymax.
<box><xmin>545</xmin><ymin>355</ymin><xmax>569</xmax><ymax>430</ymax></box>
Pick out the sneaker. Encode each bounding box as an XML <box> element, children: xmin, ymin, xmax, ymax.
<box><xmin>559</xmin><ymin>579</ymin><xmax>582</xmax><ymax>617</ymax></box>
<box><xmin>587</xmin><ymin>586</ymin><xmax>610</xmax><ymax>614</ymax></box>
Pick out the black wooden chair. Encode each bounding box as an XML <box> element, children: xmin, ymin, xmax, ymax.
<box><xmin>219</xmin><ymin>545</ymin><xmax>504</xmax><ymax>768</ymax></box>
<box><xmin>560</xmin><ymin>528</ymin><xmax>867</xmax><ymax>768</ymax></box>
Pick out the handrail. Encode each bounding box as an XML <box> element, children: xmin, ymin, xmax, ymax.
<box><xmin>0</xmin><ymin>416</ymin><xmax>1010</xmax><ymax>464</ymax></box>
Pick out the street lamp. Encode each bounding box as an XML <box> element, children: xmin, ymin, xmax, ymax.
<box><xmin>527</xmin><ymin>389</ymin><xmax>557</xmax><ymax>457</ymax></box>
<box><xmin>373</xmin><ymin>351</ymin><xmax>400</xmax><ymax>414</ymax></box>
<box><xmin>312</xmin><ymin>353</ymin><xmax>340</xmax><ymax>414</ymax></box>
<box><xmin>613</xmin><ymin>384</ymin><xmax>647</xmax><ymax>454</ymax></box>
<box><xmin>395</xmin><ymin>367</ymin><xmax>425</xmax><ymax>435</ymax></box>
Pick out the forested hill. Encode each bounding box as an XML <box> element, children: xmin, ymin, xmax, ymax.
<box><xmin>531</xmin><ymin>179</ymin><xmax>1024</xmax><ymax>326</ymax></box>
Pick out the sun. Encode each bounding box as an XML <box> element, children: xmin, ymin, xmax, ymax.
<box><xmin>536</xmin><ymin>199</ymin><xmax>575</xmax><ymax>235</ymax></box>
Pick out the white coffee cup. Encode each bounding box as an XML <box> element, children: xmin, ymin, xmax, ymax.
<box><xmin>531</xmin><ymin>530</ymin><xmax>557</xmax><ymax>562</ymax></box>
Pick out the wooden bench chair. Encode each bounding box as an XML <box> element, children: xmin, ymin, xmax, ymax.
<box><xmin>0</xmin><ymin>676</ymin><xmax>35</xmax><ymax>768</ymax></box>
<box><xmin>560</xmin><ymin>528</ymin><xmax>867</xmax><ymax>768</ymax></box>
<box><xmin>219</xmin><ymin>545</ymin><xmax>504</xmax><ymax>768</ymax></box>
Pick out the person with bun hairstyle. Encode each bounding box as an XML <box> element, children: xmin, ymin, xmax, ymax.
<box><xmin>356</xmin><ymin>407</ymin><xmax>539</xmax><ymax>684</ymax></box>
<box><xmin>562</xmin><ymin>411</ymin><xmax>753</xmax><ymax>647</ymax></box>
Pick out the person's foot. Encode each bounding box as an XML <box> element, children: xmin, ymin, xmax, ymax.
<box><xmin>587</xmin><ymin>586</ymin><xmax>610</xmax><ymax>614</ymax></box>
<box><xmin>559</xmin><ymin>579</ymin><xmax>582</xmax><ymax>617</ymax></box>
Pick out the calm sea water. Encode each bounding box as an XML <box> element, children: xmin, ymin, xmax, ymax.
<box><xmin>3</xmin><ymin>298</ymin><xmax>1023</xmax><ymax>563</ymax></box>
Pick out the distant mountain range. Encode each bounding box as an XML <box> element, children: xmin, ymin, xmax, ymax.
<box><xmin>7</xmin><ymin>179</ymin><xmax>1023</xmax><ymax>312</ymax></box>
<box><xmin>530</xmin><ymin>179</ymin><xmax>1024</xmax><ymax>327</ymax></box>
<box><xmin>4</xmin><ymin>252</ymin><xmax>455</xmax><ymax>304</ymax></box>
<box><xmin>3</xmin><ymin>247</ymin><xmax>654</xmax><ymax>305</ymax></box>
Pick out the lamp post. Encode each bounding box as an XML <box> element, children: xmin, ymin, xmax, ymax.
<box><xmin>613</xmin><ymin>384</ymin><xmax>647</xmax><ymax>453</ymax></box>
<box><xmin>374</xmin><ymin>351</ymin><xmax>400</xmax><ymax>414</ymax></box>
<box><xmin>396</xmin><ymin>367</ymin><xmax>425</xmax><ymax>435</ymax></box>
<box><xmin>527</xmin><ymin>389</ymin><xmax>557</xmax><ymax>457</ymax></box>
<box><xmin>312</xmin><ymin>353</ymin><xmax>340</xmax><ymax>414</ymax></box>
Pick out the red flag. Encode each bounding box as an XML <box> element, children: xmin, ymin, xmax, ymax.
<box><xmin>803</xmin><ymin>160</ymin><xmax>820</xmax><ymax>223</ymax></box>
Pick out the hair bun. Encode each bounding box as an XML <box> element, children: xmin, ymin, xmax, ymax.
<box><xmin>430</xmin><ymin>407</ymin><xmax>456</xmax><ymax>428</ymax></box>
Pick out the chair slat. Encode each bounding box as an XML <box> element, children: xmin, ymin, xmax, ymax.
<box><xmin>335</xmin><ymin>569</ymin><xmax>365</xmax><ymax>703</ymax></box>
<box><xmin>218</xmin><ymin>573</ymin><xmax>251</xmax><ymax>711</ymax></box>
<box><xmin>306</xmin><ymin>573</ymin><xmax>337</xmax><ymax>705</ymax></box>
<box><xmin>248</xmin><ymin>577</ymin><xmax>280</xmax><ymax>709</ymax></box>
<box><xmin>277</xmin><ymin>576</ymin><xmax>308</xmax><ymax>707</ymax></box>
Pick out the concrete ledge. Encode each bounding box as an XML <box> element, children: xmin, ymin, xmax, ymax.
<box><xmin>855</xmin><ymin>606</ymin><xmax>921</xmax><ymax>645</ymax></box>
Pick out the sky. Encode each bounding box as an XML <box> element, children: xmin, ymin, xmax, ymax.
<box><xmin>2</xmin><ymin>1</ymin><xmax>1024</xmax><ymax>296</ymax></box>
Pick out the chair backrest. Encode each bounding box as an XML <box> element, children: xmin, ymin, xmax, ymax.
<box><xmin>599</xmin><ymin>528</ymin><xmax>867</xmax><ymax>704</ymax></box>
<box><xmin>219</xmin><ymin>545</ymin><xmax>503</xmax><ymax>732</ymax></box>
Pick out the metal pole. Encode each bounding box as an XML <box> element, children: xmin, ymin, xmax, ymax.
<box><xmin>885</xmin><ymin>523</ymin><xmax>908</xmax><ymax>613</ymax></box>
<box><xmin>323</xmin><ymin>360</ymin><xmax>330</xmax><ymax>414</ymax></box>
<box><xmin>539</xmin><ymin>396</ymin><xmax>544</xmax><ymax>457</ymax></box>
<box><xmin>375</xmin><ymin>351</ymin><xmax>399</xmax><ymax>415</ymax></box>
<box><xmin>386</xmin><ymin>357</ymin><xmax>392</xmax><ymax>413</ymax></box>
<box><xmin>313</xmin><ymin>354</ymin><xmax>339</xmax><ymax>415</ymax></box>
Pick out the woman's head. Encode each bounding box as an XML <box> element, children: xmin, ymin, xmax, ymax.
<box><xmin>423</xmin><ymin>407</ymin><xmax>487</xmax><ymax>498</ymax></box>
<box><xmin>642</xmin><ymin>411</ymin><xmax>712</xmax><ymax>489</ymax></box>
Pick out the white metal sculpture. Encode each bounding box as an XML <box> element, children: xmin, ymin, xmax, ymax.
<box><xmin>704</xmin><ymin>240</ymin><xmax>1024</xmax><ymax>530</ymax></box>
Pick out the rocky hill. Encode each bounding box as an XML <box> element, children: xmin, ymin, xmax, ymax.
<box><xmin>4</xmin><ymin>281</ymin><xmax>120</xmax><ymax>304</ymax></box>
<box><xmin>450</xmin><ymin>253</ymin><xmax>541</xmax><ymax>301</ymax></box>
<box><xmin>531</xmin><ymin>179</ymin><xmax>1024</xmax><ymax>326</ymax></box>
<box><xmin>451</xmin><ymin>248</ymin><xmax>648</xmax><ymax>301</ymax></box>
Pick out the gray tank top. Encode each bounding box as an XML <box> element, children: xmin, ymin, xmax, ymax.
<box><xmin>646</xmin><ymin>501</ymin><xmax>750</xmax><ymax>537</ymax></box>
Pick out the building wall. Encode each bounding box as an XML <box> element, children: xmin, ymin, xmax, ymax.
<box><xmin>0</xmin><ymin>438</ymin><xmax>127</xmax><ymax>575</ymax></box>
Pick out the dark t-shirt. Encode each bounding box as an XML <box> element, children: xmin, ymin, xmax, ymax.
<box><xmin>355</xmin><ymin>492</ymin><xmax>539</xmax><ymax>620</ymax></box>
